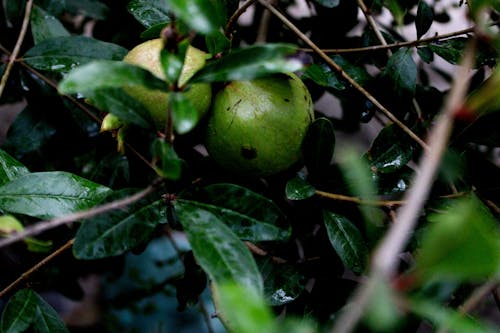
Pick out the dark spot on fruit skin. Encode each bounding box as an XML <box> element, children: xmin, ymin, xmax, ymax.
<box><xmin>241</xmin><ymin>146</ymin><xmax>257</xmax><ymax>160</ymax></box>
<box><xmin>284</xmin><ymin>98</ymin><xmax>290</xmax><ymax>102</ymax></box>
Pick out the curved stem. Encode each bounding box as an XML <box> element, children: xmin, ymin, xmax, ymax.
<box><xmin>225</xmin><ymin>0</ymin><xmax>257</xmax><ymax>38</ymax></box>
<box><xmin>0</xmin><ymin>238</ymin><xmax>74</xmax><ymax>298</ymax></box>
<box><xmin>0</xmin><ymin>0</ymin><xmax>34</xmax><ymax>99</ymax></box>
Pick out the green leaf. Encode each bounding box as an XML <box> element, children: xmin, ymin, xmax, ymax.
<box><xmin>314</xmin><ymin>0</ymin><xmax>340</xmax><ymax>8</ymax></box>
<box><xmin>338</xmin><ymin>148</ymin><xmax>384</xmax><ymax>231</ymax></box>
<box><xmin>167</xmin><ymin>0</ymin><xmax>223</xmax><ymax>35</ymax></box>
<box><xmin>127</xmin><ymin>0</ymin><xmax>171</xmax><ymax>28</ymax></box>
<box><xmin>23</xmin><ymin>36</ymin><xmax>127</xmax><ymax>73</ymax></box>
<box><xmin>415</xmin><ymin>195</ymin><xmax>500</xmax><ymax>282</ymax></box>
<box><xmin>151</xmin><ymin>139</ymin><xmax>183</xmax><ymax>180</ymax></box>
<box><xmin>58</xmin><ymin>60</ymin><xmax>168</xmax><ymax>94</ymax></box>
<box><xmin>416</xmin><ymin>0</ymin><xmax>434</xmax><ymax>39</ymax></box>
<box><xmin>179</xmin><ymin>183</ymin><xmax>290</xmax><ymax>242</ymax></box>
<box><xmin>330</xmin><ymin>55</ymin><xmax>372</xmax><ymax>86</ymax></box>
<box><xmin>409</xmin><ymin>298</ymin><xmax>498</xmax><ymax>333</ymax></box>
<box><xmin>191</xmin><ymin>44</ymin><xmax>305</xmax><ymax>83</ymax></box>
<box><xmin>385</xmin><ymin>0</ymin><xmax>406</xmax><ymax>26</ymax></box>
<box><xmin>0</xmin><ymin>171</ymin><xmax>111</xmax><ymax>219</ymax></box>
<box><xmin>285</xmin><ymin>174</ymin><xmax>316</xmax><ymax>200</ymax></box>
<box><xmin>84</xmin><ymin>88</ymin><xmax>155</xmax><ymax>129</ymax></box>
<box><xmin>0</xmin><ymin>289</ymin><xmax>37</xmax><ymax>333</ymax></box>
<box><xmin>323</xmin><ymin>210</ymin><xmax>368</xmax><ymax>274</ymax></box>
<box><xmin>170</xmin><ymin>91</ymin><xmax>200</xmax><ymax>134</ymax></box>
<box><xmin>174</xmin><ymin>200</ymin><xmax>264</xmax><ymax>294</ymax></box>
<box><xmin>205</xmin><ymin>31</ymin><xmax>231</xmax><ymax>55</ymax></box>
<box><xmin>303</xmin><ymin>117</ymin><xmax>336</xmax><ymax>175</ymax></box>
<box><xmin>0</xmin><ymin>148</ymin><xmax>30</xmax><ymax>186</ymax></box>
<box><xmin>369</xmin><ymin>123</ymin><xmax>416</xmax><ymax>173</ymax></box>
<box><xmin>32</xmin><ymin>291</ymin><xmax>70</xmax><ymax>333</ymax></box>
<box><xmin>302</xmin><ymin>63</ymin><xmax>345</xmax><ymax>91</ymax></box>
<box><xmin>30</xmin><ymin>5</ymin><xmax>70</xmax><ymax>44</ymax></box>
<box><xmin>382</xmin><ymin>47</ymin><xmax>417</xmax><ymax>97</ymax></box>
<box><xmin>258</xmin><ymin>257</ymin><xmax>305</xmax><ymax>306</ymax></box>
<box><xmin>215</xmin><ymin>282</ymin><xmax>276</xmax><ymax>333</ymax></box>
<box><xmin>73</xmin><ymin>189</ymin><xmax>163</xmax><ymax>259</ymax></box>
<box><xmin>3</xmin><ymin>105</ymin><xmax>57</xmax><ymax>158</ymax></box>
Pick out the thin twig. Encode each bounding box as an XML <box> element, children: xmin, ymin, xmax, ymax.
<box><xmin>302</xmin><ymin>20</ymin><xmax>500</xmax><ymax>54</ymax></box>
<box><xmin>0</xmin><ymin>238</ymin><xmax>74</xmax><ymax>298</ymax></box>
<box><xmin>257</xmin><ymin>0</ymin><xmax>428</xmax><ymax>151</ymax></box>
<box><xmin>329</xmin><ymin>36</ymin><xmax>476</xmax><ymax>333</ymax></box>
<box><xmin>255</xmin><ymin>0</ymin><xmax>276</xmax><ymax>43</ymax></box>
<box><xmin>0</xmin><ymin>0</ymin><xmax>34</xmax><ymax>99</ymax></box>
<box><xmin>225</xmin><ymin>0</ymin><xmax>257</xmax><ymax>38</ymax></box>
<box><xmin>0</xmin><ymin>179</ymin><xmax>163</xmax><ymax>249</ymax></box>
<box><xmin>437</xmin><ymin>279</ymin><xmax>500</xmax><ymax>333</ymax></box>
<box><xmin>315</xmin><ymin>190</ymin><xmax>405</xmax><ymax>207</ymax></box>
<box><xmin>357</xmin><ymin>0</ymin><xmax>391</xmax><ymax>58</ymax></box>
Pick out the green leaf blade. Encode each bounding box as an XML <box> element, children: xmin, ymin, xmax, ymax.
<box><xmin>30</xmin><ymin>5</ymin><xmax>70</xmax><ymax>44</ymax></box>
<box><xmin>323</xmin><ymin>211</ymin><xmax>368</xmax><ymax>274</ymax></box>
<box><xmin>0</xmin><ymin>171</ymin><xmax>111</xmax><ymax>219</ymax></box>
<box><xmin>0</xmin><ymin>148</ymin><xmax>30</xmax><ymax>186</ymax></box>
<box><xmin>73</xmin><ymin>190</ymin><xmax>163</xmax><ymax>259</ymax></box>
<box><xmin>23</xmin><ymin>36</ymin><xmax>128</xmax><ymax>73</ymax></box>
<box><xmin>416</xmin><ymin>0</ymin><xmax>434</xmax><ymax>39</ymax></box>
<box><xmin>167</xmin><ymin>0</ymin><xmax>223</xmax><ymax>35</ymax></box>
<box><xmin>58</xmin><ymin>60</ymin><xmax>168</xmax><ymax>95</ymax></box>
<box><xmin>0</xmin><ymin>289</ymin><xmax>37</xmax><ymax>333</ymax></box>
<box><xmin>127</xmin><ymin>0</ymin><xmax>171</xmax><ymax>28</ymax></box>
<box><xmin>32</xmin><ymin>291</ymin><xmax>70</xmax><ymax>333</ymax></box>
<box><xmin>175</xmin><ymin>200</ymin><xmax>264</xmax><ymax>294</ymax></box>
<box><xmin>191</xmin><ymin>44</ymin><xmax>305</xmax><ymax>83</ymax></box>
<box><xmin>285</xmin><ymin>175</ymin><xmax>316</xmax><ymax>200</ymax></box>
<box><xmin>180</xmin><ymin>183</ymin><xmax>290</xmax><ymax>242</ymax></box>
<box><xmin>382</xmin><ymin>47</ymin><xmax>417</xmax><ymax>97</ymax></box>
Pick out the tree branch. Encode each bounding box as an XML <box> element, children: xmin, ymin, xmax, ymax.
<box><xmin>0</xmin><ymin>179</ymin><xmax>163</xmax><ymax>249</ymax></box>
<box><xmin>0</xmin><ymin>0</ymin><xmax>34</xmax><ymax>99</ymax></box>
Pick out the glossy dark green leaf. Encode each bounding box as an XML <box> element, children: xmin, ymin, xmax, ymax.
<box><xmin>30</xmin><ymin>5</ymin><xmax>70</xmax><ymax>44</ymax></box>
<box><xmin>0</xmin><ymin>148</ymin><xmax>30</xmax><ymax>186</ymax></box>
<box><xmin>0</xmin><ymin>171</ymin><xmax>111</xmax><ymax>219</ymax></box>
<box><xmin>58</xmin><ymin>60</ymin><xmax>168</xmax><ymax>94</ymax></box>
<box><xmin>160</xmin><ymin>49</ymin><xmax>184</xmax><ymax>85</ymax></box>
<box><xmin>191</xmin><ymin>44</ymin><xmax>304</xmax><ymax>83</ymax></box>
<box><xmin>167</xmin><ymin>0</ymin><xmax>223</xmax><ymax>35</ymax></box>
<box><xmin>170</xmin><ymin>92</ymin><xmax>200</xmax><ymax>134</ymax></box>
<box><xmin>64</xmin><ymin>0</ymin><xmax>109</xmax><ymax>19</ymax></box>
<box><xmin>205</xmin><ymin>31</ymin><xmax>231</xmax><ymax>55</ymax></box>
<box><xmin>258</xmin><ymin>257</ymin><xmax>305</xmax><ymax>306</ymax></box>
<box><xmin>285</xmin><ymin>174</ymin><xmax>316</xmax><ymax>200</ymax></box>
<box><xmin>382</xmin><ymin>47</ymin><xmax>417</xmax><ymax>97</ymax></box>
<box><xmin>175</xmin><ymin>200</ymin><xmax>264</xmax><ymax>294</ymax></box>
<box><xmin>73</xmin><ymin>189</ymin><xmax>163</xmax><ymax>259</ymax></box>
<box><xmin>303</xmin><ymin>117</ymin><xmax>335</xmax><ymax>175</ymax></box>
<box><xmin>127</xmin><ymin>0</ymin><xmax>171</xmax><ymax>28</ymax></box>
<box><xmin>323</xmin><ymin>210</ymin><xmax>368</xmax><ymax>274</ymax></box>
<box><xmin>3</xmin><ymin>105</ymin><xmax>57</xmax><ymax>158</ymax></box>
<box><xmin>37</xmin><ymin>0</ymin><xmax>66</xmax><ymax>16</ymax></box>
<box><xmin>179</xmin><ymin>183</ymin><xmax>289</xmax><ymax>242</ymax></box>
<box><xmin>331</xmin><ymin>55</ymin><xmax>372</xmax><ymax>86</ymax></box>
<box><xmin>302</xmin><ymin>63</ymin><xmax>344</xmax><ymax>90</ymax></box>
<box><xmin>373</xmin><ymin>165</ymin><xmax>414</xmax><ymax>195</ymax></box>
<box><xmin>415</xmin><ymin>195</ymin><xmax>500</xmax><ymax>282</ymax></box>
<box><xmin>23</xmin><ymin>36</ymin><xmax>127</xmax><ymax>73</ymax></box>
<box><xmin>0</xmin><ymin>288</ymin><xmax>37</xmax><ymax>333</ymax></box>
<box><xmin>417</xmin><ymin>46</ymin><xmax>434</xmax><ymax>63</ymax></box>
<box><xmin>369</xmin><ymin>123</ymin><xmax>415</xmax><ymax>173</ymax></box>
<box><xmin>314</xmin><ymin>0</ymin><xmax>340</xmax><ymax>8</ymax></box>
<box><xmin>416</xmin><ymin>0</ymin><xmax>434</xmax><ymax>39</ymax></box>
<box><xmin>140</xmin><ymin>22</ymin><xmax>170</xmax><ymax>40</ymax></box>
<box><xmin>215</xmin><ymin>282</ymin><xmax>275</xmax><ymax>333</ymax></box>
<box><xmin>151</xmin><ymin>139</ymin><xmax>183</xmax><ymax>180</ymax></box>
<box><xmin>409</xmin><ymin>298</ymin><xmax>497</xmax><ymax>333</ymax></box>
<box><xmin>32</xmin><ymin>291</ymin><xmax>70</xmax><ymax>333</ymax></box>
<box><xmin>84</xmin><ymin>88</ymin><xmax>155</xmax><ymax>129</ymax></box>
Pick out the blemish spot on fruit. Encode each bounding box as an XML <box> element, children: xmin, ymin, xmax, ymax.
<box><xmin>284</xmin><ymin>98</ymin><xmax>290</xmax><ymax>102</ymax></box>
<box><xmin>241</xmin><ymin>145</ymin><xmax>257</xmax><ymax>160</ymax></box>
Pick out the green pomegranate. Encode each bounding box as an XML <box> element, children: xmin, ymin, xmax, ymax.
<box><xmin>123</xmin><ymin>38</ymin><xmax>212</xmax><ymax>130</ymax></box>
<box><xmin>205</xmin><ymin>73</ymin><xmax>314</xmax><ymax>177</ymax></box>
